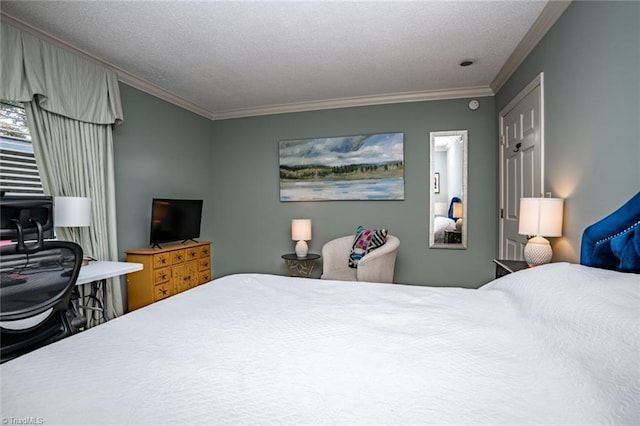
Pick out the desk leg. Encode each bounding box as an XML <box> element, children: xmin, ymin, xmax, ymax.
<box><xmin>79</xmin><ymin>280</ymin><xmax>108</xmax><ymax>327</ymax></box>
<box><xmin>90</xmin><ymin>280</ymin><xmax>109</xmax><ymax>322</ymax></box>
<box><xmin>100</xmin><ymin>279</ymin><xmax>109</xmax><ymax>321</ymax></box>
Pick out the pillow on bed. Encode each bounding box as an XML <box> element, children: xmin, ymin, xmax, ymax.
<box><xmin>348</xmin><ymin>226</ymin><xmax>388</xmax><ymax>268</ymax></box>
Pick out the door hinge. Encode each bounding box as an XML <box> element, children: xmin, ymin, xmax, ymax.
<box><xmin>500</xmin><ymin>208</ymin><xmax>505</xmax><ymax>219</ymax></box>
<box><xmin>499</xmin><ymin>135</ymin><xmax>505</xmax><ymax>145</ymax></box>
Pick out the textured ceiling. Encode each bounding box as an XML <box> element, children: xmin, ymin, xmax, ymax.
<box><xmin>1</xmin><ymin>1</ymin><xmax>550</xmax><ymax>119</ymax></box>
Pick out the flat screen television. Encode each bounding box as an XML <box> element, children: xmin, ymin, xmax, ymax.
<box><xmin>149</xmin><ymin>198</ymin><xmax>203</xmax><ymax>248</ymax></box>
<box><xmin>0</xmin><ymin>195</ymin><xmax>55</xmax><ymax>242</ymax></box>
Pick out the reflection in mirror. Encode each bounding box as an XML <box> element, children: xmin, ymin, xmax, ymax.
<box><xmin>429</xmin><ymin>130</ymin><xmax>468</xmax><ymax>249</ymax></box>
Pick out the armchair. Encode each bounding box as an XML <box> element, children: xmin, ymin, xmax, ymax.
<box><xmin>321</xmin><ymin>235</ymin><xmax>400</xmax><ymax>283</ymax></box>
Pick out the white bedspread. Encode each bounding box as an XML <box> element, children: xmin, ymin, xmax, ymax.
<box><xmin>433</xmin><ymin>216</ymin><xmax>456</xmax><ymax>242</ymax></box>
<box><xmin>1</xmin><ymin>263</ymin><xmax>638</xmax><ymax>425</ymax></box>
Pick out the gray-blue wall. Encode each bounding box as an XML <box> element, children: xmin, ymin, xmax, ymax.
<box><xmin>113</xmin><ymin>84</ymin><xmax>214</xmax><ymax>259</ymax></box>
<box><xmin>210</xmin><ymin>98</ymin><xmax>496</xmax><ymax>287</ymax></box>
<box><xmin>114</xmin><ymin>90</ymin><xmax>497</xmax><ymax>288</ymax></box>
<box><xmin>496</xmin><ymin>1</ymin><xmax>640</xmax><ymax>262</ymax></box>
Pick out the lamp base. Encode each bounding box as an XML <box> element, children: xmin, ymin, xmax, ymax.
<box><xmin>524</xmin><ymin>235</ymin><xmax>552</xmax><ymax>266</ymax></box>
<box><xmin>295</xmin><ymin>240</ymin><xmax>309</xmax><ymax>258</ymax></box>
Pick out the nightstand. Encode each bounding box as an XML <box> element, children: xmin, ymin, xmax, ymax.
<box><xmin>282</xmin><ymin>253</ymin><xmax>320</xmax><ymax>278</ymax></box>
<box><xmin>493</xmin><ymin>259</ymin><xmax>528</xmax><ymax>278</ymax></box>
<box><xmin>444</xmin><ymin>230</ymin><xmax>462</xmax><ymax>244</ymax></box>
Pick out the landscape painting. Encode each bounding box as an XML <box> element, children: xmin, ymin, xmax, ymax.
<box><xmin>279</xmin><ymin>132</ymin><xmax>404</xmax><ymax>201</ymax></box>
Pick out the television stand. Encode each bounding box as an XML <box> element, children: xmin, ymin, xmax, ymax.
<box><xmin>182</xmin><ymin>238</ymin><xmax>199</xmax><ymax>244</ymax></box>
<box><xmin>151</xmin><ymin>243</ymin><xmax>163</xmax><ymax>249</ymax></box>
<box><xmin>126</xmin><ymin>241</ymin><xmax>212</xmax><ymax>311</ymax></box>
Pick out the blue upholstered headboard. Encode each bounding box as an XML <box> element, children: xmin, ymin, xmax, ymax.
<box><xmin>580</xmin><ymin>192</ymin><xmax>640</xmax><ymax>273</ymax></box>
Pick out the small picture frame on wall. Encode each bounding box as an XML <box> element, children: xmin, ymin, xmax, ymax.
<box><xmin>433</xmin><ymin>172</ymin><xmax>440</xmax><ymax>194</ymax></box>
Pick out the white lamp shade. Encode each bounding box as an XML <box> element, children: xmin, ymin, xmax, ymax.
<box><xmin>518</xmin><ymin>197</ymin><xmax>563</xmax><ymax>237</ymax></box>
<box><xmin>291</xmin><ymin>219</ymin><xmax>312</xmax><ymax>241</ymax></box>
<box><xmin>54</xmin><ymin>196</ymin><xmax>91</xmax><ymax>227</ymax></box>
<box><xmin>453</xmin><ymin>202</ymin><xmax>463</xmax><ymax>219</ymax></box>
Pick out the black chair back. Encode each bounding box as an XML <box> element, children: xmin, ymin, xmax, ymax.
<box><xmin>1</xmin><ymin>240</ymin><xmax>83</xmax><ymax>363</ymax></box>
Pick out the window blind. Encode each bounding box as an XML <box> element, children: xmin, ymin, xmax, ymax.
<box><xmin>0</xmin><ymin>136</ymin><xmax>44</xmax><ymax>195</ymax></box>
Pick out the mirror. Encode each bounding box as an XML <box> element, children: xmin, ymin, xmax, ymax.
<box><xmin>429</xmin><ymin>130</ymin><xmax>468</xmax><ymax>249</ymax></box>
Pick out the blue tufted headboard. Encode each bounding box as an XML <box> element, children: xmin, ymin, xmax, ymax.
<box><xmin>580</xmin><ymin>192</ymin><xmax>640</xmax><ymax>273</ymax></box>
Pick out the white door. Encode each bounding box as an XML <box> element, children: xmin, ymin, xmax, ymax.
<box><xmin>499</xmin><ymin>73</ymin><xmax>544</xmax><ymax>260</ymax></box>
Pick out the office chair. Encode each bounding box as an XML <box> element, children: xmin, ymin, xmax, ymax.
<box><xmin>0</xmin><ymin>219</ymin><xmax>86</xmax><ymax>363</ymax></box>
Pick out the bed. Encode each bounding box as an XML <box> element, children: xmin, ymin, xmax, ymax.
<box><xmin>432</xmin><ymin>215</ymin><xmax>456</xmax><ymax>243</ymax></box>
<box><xmin>1</xmin><ymin>193</ymin><xmax>639</xmax><ymax>425</ymax></box>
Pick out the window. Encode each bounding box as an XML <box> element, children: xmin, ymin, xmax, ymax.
<box><xmin>0</xmin><ymin>102</ymin><xmax>43</xmax><ymax>195</ymax></box>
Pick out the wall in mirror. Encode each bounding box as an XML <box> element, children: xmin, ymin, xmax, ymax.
<box><xmin>429</xmin><ymin>130</ymin><xmax>468</xmax><ymax>249</ymax></box>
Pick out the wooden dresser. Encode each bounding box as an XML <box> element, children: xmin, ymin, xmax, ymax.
<box><xmin>126</xmin><ymin>241</ymin><xmax>211</xmax><ymax>311</ymax></box>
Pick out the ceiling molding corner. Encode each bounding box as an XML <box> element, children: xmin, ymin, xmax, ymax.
<box><xmin>490</xmin><ymin>1</ymin><xmax>572</xmax><ymax>94</ymax></box>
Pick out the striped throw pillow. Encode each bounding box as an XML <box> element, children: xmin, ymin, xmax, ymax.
<box><xmin>348</xmin><ymin>226</ymin><xmax>388</xmax><ymax>268</ymax></box>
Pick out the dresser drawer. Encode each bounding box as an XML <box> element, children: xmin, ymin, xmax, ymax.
<box><xmin>171</xmin><ymin>249</ymin><xmax>185</xmax><ymax>264</ymax></box>
<box><xmin>153</xmin><ymin>283</ymin><xmax>172</xmax><ymax>301</ymax></box>
<box><xmin>153</xmin><ymin>253</ymin><xmax>171</xmax><ymax>269</ymax></box>
<box><xmin>199</xmin><ymin>258</ymin><xmax>210</xmax><ymax>271</ymax></box>
<box><xmin>186</xmin><ymin>247</ymin><xmax>199</xmax><ymax>261</ymax></box>
<box><xmin>198</xmin><ymin>245</ymin><xmax>210</xmax><ymax>258</ymax></box>
<box><xmin>153</xmin><ymin>267</ymin><xmax>171</xmax><ymax>284</ymax></box>
<box><xmin>199</xmin><ymin>270</ymin><xmax>211</xmax><ymax>284</ymax></box>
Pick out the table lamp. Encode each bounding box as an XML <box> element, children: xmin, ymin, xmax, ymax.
<box><xmin>291</xmin><ymin>219</ymin><xmax>312</xmax><ymax>258</ymax></box>
<box><xmin>453</xmin><ymin>201</ymin><xmax>463</xmax><ymax>231</ymax></box>
<box><xmin>54</xmin><ymin>196</ymin><xmax>91</xmax><ymax>250</ymax></box>
<box><xmin>518</xmin><ymin>197</ymin><xmax>564</xmax><ymax>266</ymax></box>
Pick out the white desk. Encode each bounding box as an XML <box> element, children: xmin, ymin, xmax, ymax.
<box><xmin>77</xmin><ymin>261</ymin><xmax>142</xmax><ymax>285</ymax></box>
<box><xmin>75</xmin><ymin>261</ymin><xmax>143</xmax><ymax>323</ymax></box>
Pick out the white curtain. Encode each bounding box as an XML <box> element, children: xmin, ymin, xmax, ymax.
<box><xmin>2</xmin><ymin>22</ymin><xmax>125</xmax><ymax>318</ymax></box>
<box><xmin>25</xmin><ymin>104</ymin><xmax>123</xmax><ymax>317</ymax></box>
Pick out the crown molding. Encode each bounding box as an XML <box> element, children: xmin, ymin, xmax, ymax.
<box><xmin>1</xmin><ymin>13</ymin><xmax>212</xmax><ymax>120</ymax></box>
<box><xmin>490</xmin><ymin>1</ymin><xmax>571</xmax><ymax>93</ymax></box>
<box><xmin>211</xmin><ymin>86</ymin><xmax>494</xmax><ymax>120</ymax></box>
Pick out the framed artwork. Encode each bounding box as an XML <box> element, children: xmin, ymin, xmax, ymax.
<box><xmin>433</xmin><ymin>172</ymin><xmax>440</xmax><ymax>194</ymax></box>
<box><xmin>279</xmin><ymin>132</ymin><xmax>404</xmax><ymax>201</ymax></box>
